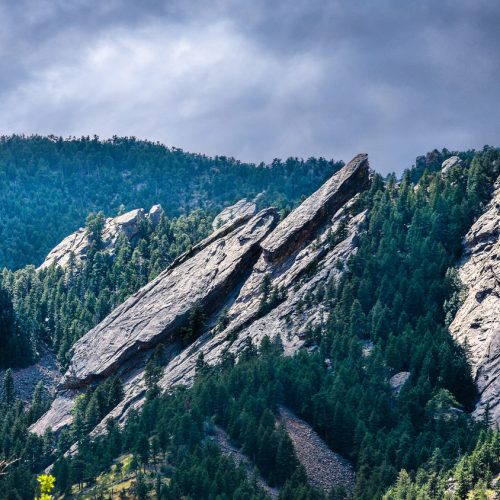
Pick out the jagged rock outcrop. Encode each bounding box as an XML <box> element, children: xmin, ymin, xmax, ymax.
<box><xmin>63</xmin><ymin>208</ymin><xmax>277</xmax><ymax>388</ymax></box>
<box><xmin>39</xmin><ymin>205</ymin><xmax>164</xmax><ymax>270</ymax></box>
<box><xmin>148</xmin><ymin>204</ymin><xmax>163</xmax><ymax>225</ymax></box>
<box><xmin>441</xmin><ymin>156</ymin><xmax>462</xmax><ymax>174</ymax></box>
<box><xmin>32</xmin><ymin>155</ymin><xmax>370</xmax><ymax>437</ymax></box>
<box><xmin>212</xmin><ymin>198</ymin><xmax>258</xmax><ymax>230</ymax></box>
<box><xmin>450</xmin><ymin>178</ymin><xmax>500</xmax><ymax>425</ymax></box>
<box><xmin>261</xmin><ymin>153</ymin><xmax>368</xmax><ymax>262</ymax></box>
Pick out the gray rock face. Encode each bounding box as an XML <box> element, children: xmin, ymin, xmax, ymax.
<box><xmin>148</xmin><ymin>204</ymin><xmax>164</xmax><ymax>225</ymax></box>
<box><xmin>389</xmin><ymin>372</ymin><xmax>410</xmax><ymax>395</ymax></box>
<box><xmin>0</xmin><ymin>346</ymin><xmax>61</xmax><ymax>403</ymax></box>
<box><xmin>39</xmin><ymin>206</ymin><xmax>163</xmax><ymax>270</ymax></box>
<box><xmin>450</xmin><ymin>179</ymin><xmax>500</xmax><ymax>425</ymax></box>
<box><xmin>212</xmin><ymin>199</ymin><xmax>257</xmax><ymax>230</ymax></box>
<box><xmin>441</xmin><ymin>156</ymin><xmax>462</xmax><ymax>174</ymax></box>
<box><xmin>32</xmin><ymin>155</ymin><xmax>371</xmax><ymax>437</ymax></box>
<box><xmin>262</xmin><ymin>153</ymin><xmax>369</xmax><ymax>262</ymax></box>
<box><xmin>63</xmin><ymin>208</ymin><xmax>277</xmax><ymax>388</ymax></box>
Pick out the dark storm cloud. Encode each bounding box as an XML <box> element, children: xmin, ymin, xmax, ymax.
<box><xmin>0</xmin><ymin>0</ymin><xmax>499</xmax><ymax>173</ymax></box>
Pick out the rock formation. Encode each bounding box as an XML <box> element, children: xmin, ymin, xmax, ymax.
<box><xmin>261</xmin><ymin>153</ymin><xmax>368</xmax><ymax>262</ymax></box>
<box><xmin>39</xmin><ymin>205</ymin><xmax>164</xmax><ymax>270</ymax></box>
<box><xmin>441</xmin><ymin>156</ymin><xmax>462</xmax><ymax>174</ymax></box>
<box><xmin>389</xmin><ymin>372</ymin><xmax>411</xmax><ymax>395</ymax></box>
<box><xmin>450</xmin><ymin>178</ymin><xmax>500</xmax><ymax>425</ymax></box>
<box><xmin>212</xmin><ymin>198</ymin><xmax>258</xmax><ymax>230</ymax></box>
<box><xmin>63</xmin><ymin>208</ymin><xmax>277</xmax><ymax>388</ymax></box>
<box><xmin>32</xmin><ymin>154</ymin><xmax>371</xmax><ymax>438</ymax></box>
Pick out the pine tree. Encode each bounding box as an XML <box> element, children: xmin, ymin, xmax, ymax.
<box><xmin>2</xmin><ymin>368</ymin><xmax>15</xmax><ymax>405</ymax></box>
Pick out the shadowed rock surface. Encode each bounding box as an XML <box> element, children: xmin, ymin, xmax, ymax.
<box><xmin>450</xmin><ymin>177</ymin><xmax>500</xmax><ymax>425</ymax></box>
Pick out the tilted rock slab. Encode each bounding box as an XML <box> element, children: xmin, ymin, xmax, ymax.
<box><xmin>32</xmin><ymin>155</ymin><xmax>370</xmax><ymax>438</ymax></box>
<box><xmin>450</xmin><ymin>178</ymin><xmax>500</xmax><ymax>425</ymax></box>
<box><xmin>63</xmin><ymin>208</ymin><xmax>277</xmax><ymax>388</ymax></box>
<box><xmin>39</xmin><ymin>205</ymin><xmax>164</xmax><ymax>270</ymax></box>
<box><xmin>261</xmin><ymin>153</ymin><xmax>368</xmax><ymax>262</ymax></box>
<box><xmin>72</xmin><ymin>187</ymin><xmax>369</xmax><ymax>444</ymax></box>
<box><xmin>86</xmin><ymin>157</ymin><xmax>370</xmax><ymax>435</ymax></box>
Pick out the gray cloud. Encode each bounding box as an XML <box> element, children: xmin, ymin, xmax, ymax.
<box><xmin>0</xmin><ymin>0</ymin><xmax>499</xmax><ymax>173</ymax></box>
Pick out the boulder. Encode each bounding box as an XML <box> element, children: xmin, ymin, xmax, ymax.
<box><xmin>389</xmin><ymin>372</ymin><xmax>410</xmax><ymax>394</ymax></box>
<box><xmin>147</xmin><ymin>204</ymin><xmax>164</xmax><ymax>225</ymax></box>
<box><xmin>441</xmin><ymin>156</ymin><xmax>462</xmax><ymax>174</ymax></box>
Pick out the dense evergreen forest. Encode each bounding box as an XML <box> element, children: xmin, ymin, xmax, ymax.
<box><xmin>0</xmin><ymin>135</ymin><xmax>342</xmax><ymax>270</ymax></box>
<box><xmin>0</xmin><ymin>141</ymin><xmax>498</xmax><ymax>499</ymax></box>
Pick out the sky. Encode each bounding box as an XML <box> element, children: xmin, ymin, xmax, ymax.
<box><xmin>0</xmin><ymin>0</ymin><xmax>499</xmax><ymax>173</ymax></box>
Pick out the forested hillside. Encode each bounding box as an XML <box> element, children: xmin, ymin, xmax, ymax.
<box><xmin>0</xmin><ymin>209</ymin><xmax>213</xmax><ymax>368</ymax></box>
<box><xmin>0</xmin><ymin>144</ymin><xmax>498</xmax><ymax>499</ymax></box>
<box><xmin>0</xmin><ymin>135</ymin><xmax>341</xmax><ymax>270</ymax></box>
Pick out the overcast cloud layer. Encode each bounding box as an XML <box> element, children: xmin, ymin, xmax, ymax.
<box><xmin>0</xmin><ymin>0</ymin><xmax>499</xmax><ymax>173</ymax></box>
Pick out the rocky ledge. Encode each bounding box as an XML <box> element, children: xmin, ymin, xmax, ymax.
<box><xmin>261</xmin><ymin>153</ymin><xmax>368</xmax><ymax>262</ymax></box>
<box><xmin>64</xmin><ymin>208</ymin><xmax>277</xmax><ymax>388</ymax></box>
<box><xmin>212</xmin><ymin>198</ymin><xmax>258</xmax><ymax>230</ymax></box>
<box><xmin>450</xmin><ymin>178</ymin><xmax>500</xmax><ymax>425</ymax></box>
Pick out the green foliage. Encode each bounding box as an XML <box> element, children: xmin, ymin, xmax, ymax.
<box><xmin>258</xmin><ymin>274</ymin><xmax>288</xmax><ymax>317</ymax></box>
<box><xmin>181</xmin><ymin>300</ymin><xmax>206</xmax><ymax>345</ymax></box>
<box><xmin>1</xmin><ymin>369</ymin><xmax>15</xmax><ymax>405</ymax></box>
<box><xmin>383</xmin><ymin>431</ymin><xmax>500</xmax><ymax>499</ymax></box>
<box><xmin>70</xmin><ymin>376</ymin><xmax>124</xmax><ymax>443</ymax></box>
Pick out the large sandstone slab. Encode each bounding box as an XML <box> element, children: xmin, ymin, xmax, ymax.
<box><xmin>450</xmin><ymin>178</ymin><xmax>500</xmax><ymax>425</ymax></box>
<box><xmin>63</xmin><ymin>208</ymin><xmax>277</xmax><ymax>388</ymax></box>
<box><xmin>33</xmin><ymin>155</ymin><xmax>371</xmax><ymax>438</ymax></box>
<box><xmin>261</xmin><ymin>153</ymin><xmax>369</xmax><ymax>262</ymax></box>
<box><xmin>81</xmin><ymin>201</ymin><xmax>368</xmax><ymax>438</ymax></box>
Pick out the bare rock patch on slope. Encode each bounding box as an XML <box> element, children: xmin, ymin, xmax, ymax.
<box><xmin>279</xmin><ymin>406</ymin><xmax>356</xmax><ymax>496</ymax></box>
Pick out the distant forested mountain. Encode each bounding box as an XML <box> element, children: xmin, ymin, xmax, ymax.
<box><xmin>0</xmin><ymin>135</ymin><xmax>342</xmax><ymax>270</ymax></box>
